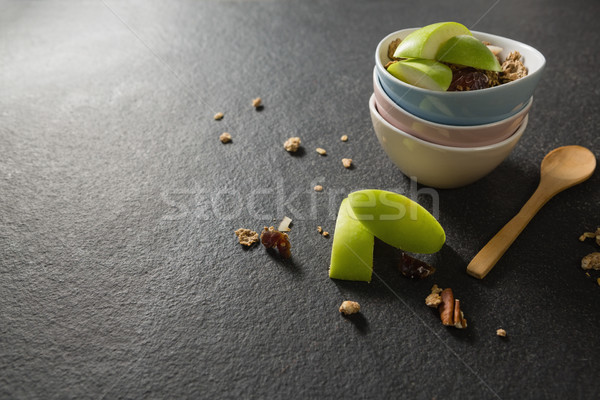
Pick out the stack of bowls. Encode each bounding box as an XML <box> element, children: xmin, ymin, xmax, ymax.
<box><xmin>371</xmin><ymin>28</ymin><xmax>546</xmax><ymax>188</ymax></box>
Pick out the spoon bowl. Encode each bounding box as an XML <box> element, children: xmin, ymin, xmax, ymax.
<box><xmin>467</xmin><ymin>145</ymin><xmax>596</xmax><ymax>279</ymax></box>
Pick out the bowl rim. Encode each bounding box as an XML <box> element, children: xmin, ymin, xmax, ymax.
<box><xmin>370</xmin><ymin>93</ymin><xmax>528</xmax><ymax>152</ymax></box>
<box><xmin>373</xmin><ymin>66</ymin><xmax>533</xmax><ymax>130</ymax></box>
<box><xmin>375</xmin><ymin>28</ymin><xmax>546</xmax><ymax>96</ymax></box>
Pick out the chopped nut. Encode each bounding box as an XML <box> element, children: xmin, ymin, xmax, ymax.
<box><xmin>496</xmin><ymin>328</ymin><xmax>507</xmax><ymax>337</ymax></box>
<box><xmin>322</xmin><ymin>231</ymin><xmax>329</xmax><ymax>237</ymax></box>
<box><xmin>252</xmin><ymin>97</ymin><xmax>262</xmax><ymax>108</ymax></box>
<box><xmin>500</xmin><ymin>51</ymin><xmax>528</xmax><ymax>84</ymax></box>
<box><xmin>342</xmin><ymin>158</ymin><xmax>352</xmax><ymax>168</ymax></box>
<box><xmin>219</xmin><ymin>132</ymin><xmax>232</xmax><ymax>143</ymax></box>
<box><xmin>399</xmin><ymin>252</ymin><xmax>435</xmax><ymax>279</ymax></box>
<box><xmin>314</xmin><ymin>185</ymin><xmax>323</xmax><ymax>192</ymax></box>
<box><xmin>235</xmin><ymin>228</ymin><xmax>259</xmax><ymax>247</ymax></box>
<box><xmin>260</xmin><ymin>226</ymin><xmax>291</xmax><ymax>258</ymax></box>
<box><xmin>316</xmin><ymin>147</ymin><xmax>327</xmax><ymax>156</ymax></box>
<box><xmin>339</xmin><ymin>300</ymin><xmax>360</xmax><ymax>315</ymax></box>
<box><xmin>214</xmin><ymin>112</ymin><xmax>224</xmax><ymax>120</ymax></box>
<box><xmin>425</xmin><ymin>284</ymin><xmax>443</xmax><ymax>307</ymax></box>
<box><xmin>340</xmin><ymin>135</ymin><xmax>348</xmax><ymax>142</ymax></box>
<box><xmin>284</xmin><ymin>137</ymin><xmax>301</xmax><ymax>152</ymax></box>
<box><xmin>317</xmin><ymin>226</ymin><xmax>323</xmax><ymax>234</ymax></box>
<box><xmin>433</xmin><ymin>287</ymin><xmax>467</xmax><ymax>329</ymax></box>
<box><xmin>581</xmin><ymin>252</ymin><xmax>600</xmax><ymax>270</ymax></box>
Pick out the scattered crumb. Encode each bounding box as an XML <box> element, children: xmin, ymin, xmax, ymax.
<box><xmin>340</xmin><ymin>135</ymin><xmax>348</xmax><ymax>142</ymax></box>
<box><xmin>586</xmin><ymin>272</ymin><xmax>591</xmax><ymax>278</ymax></box>
<box><xmin>425</xmin><ymin>284</ymin><xmax>443</xmax><ymax>308</ymax></box>
<box><xmin>317</xmin><ymin>226</ymin><xmax>323</xmax><ymax>234</ymax></box>
<box><xmin>496</xmin><ymin>328</ymin><xmax>507</xmax><ymax>337</ymax></box>
<box><xmin>219</xmin><ymin>132</ymin><xmax>232</xmax><ymax>143</ymax></box>
<box><xmin>314</xmin><ymin>185</ymin><xmax>323</xmax><ymax>192</ymax></box>
<box><xmin>342</xmin><ymin>158</ymin><xmax>352</xmax><ymax>168</ymax></box>
<box><xmin>252</xmin><ymin>97</ymin><xmax>262</xmax><ymax>108</ymax></box>
<box><xmin>235</xmin><ymin>228</ymin><xmax>258</xmax><ymax>246</ymax></box>
<box><xmin>284</xmin><ymin>137</ymin><xmax>301</xmax><ymax>152</ymax></box>
<box><xmin>581</xmin><ymin>252</ymin><xmax>600</xmax><ymax>270</ymax></box>
<box><xmin>597</xmin><ymin>278</ymin><xmax>600</xmax><ymax>287</ymax></box>
<box><xmin>579</xmin><ymin>227</ymin><xmax>600</xmax><ymax>246</ymax></box>
<box><xmin>322</xmin><ymin>231</ymin><xmax>329</xmax><ymax>237</ymax></box>
<box><xmin>339</xmin><ymin>300</ymin><xmax>360</xmax><ymax>315</ymax></box>
<box><xmin>278</xmin><ymin>216</ymin><xmax>292</xmax><ymax>232</ymax></box>
<box><xmin>214</xmin><ymin>112</ymin><xmax>224</xmax><ymax>120</ymax></box>
<box><xmin>316</xmin><ymin>147</ymin><xmax>327</xmax><ymax>156</ymax></box>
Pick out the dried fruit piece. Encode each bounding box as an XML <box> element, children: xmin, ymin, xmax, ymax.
<box><xmin>235</xmin><ymin>228</ymin><xmax>259</xmax><ymax>247</ymax></box>
<box><xmin>260</xmin><ymin>226</ymin><xmax>291</xmax><ymax>258</ymax></box>
<box><xmin>214</xmin><ymin>112</ymin><xmax>224</xmax><ymax>120</ymax></box>
<box><xmin>448</xmin><ymin>67</ymin><xmax>490</xmax><ymax>91</ymax></box>
<box><xmin>284</xmin><ymin>137</ymin><xmax>301</xmax><ymax>152</ymax></box>
<box><xmin>219</xmin><ymin>132</ymin><xmax>232</xmax><ymax>143</ymax></box>
<box><xmin>398</xmin><ymin>252</ymin><xmax>436</xmax><ymax>278</ymax></box>
<box><xmin>581</xmin><ymin>252</ymin><xmax>600</xmax><ymax>270</ymax></box>
<box><xmin>339</xmin><ymin>300</ymin><xmax>360</xmax><ymax>315</ymax></box>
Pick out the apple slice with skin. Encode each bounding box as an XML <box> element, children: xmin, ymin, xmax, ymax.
<box><xmin>393</xmin><ymin>22</ymin><xmax>472</xmax><ymax>60</ymax></box>
<box><xmin>329</xmin><ymin>198</ymin><xmax>375</xmax><ymax>282</ymax></box>
<box><xmin>387</xmin><ymin>59</ymin><xmax>452</xmax><ymax>91</ymax></box>
<box><xmin>347</xmin><ymin>190</ymin><xmax>445</xmax><ymax>254</ymax></box>
<box><xmin>436</xmin><ymin>35</ymin><xmax>502</xmax><ymax>72</ymax></box>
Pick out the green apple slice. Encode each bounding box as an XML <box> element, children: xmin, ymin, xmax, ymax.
<box><xmin>329</xmin><ymin>198</ymin><xmax>375</xmax><ymax>282</ymax></box>
<box><xmin>393</xmin><ymin>22</ymin><xmax>472</xmax><ymax>60</ymax></box>
<box><xmin>387</xmin><ymin>59</ymin><xmax>452</xmax><ymax>91</ymax></box>
<box><xmin>436</xmin><ymin>35</ymin><xmax>502</xmax><ymax>72</ymax></box>
<box><xmin>347</xmin><ymin>190</ymin><xmax>445</xmax><ymax>254</ymax></box>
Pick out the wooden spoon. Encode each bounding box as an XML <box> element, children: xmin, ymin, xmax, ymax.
<box><xmin>467</xmin><ymin>145</ymin><xmax>596</xmax><ymax>279</ymax></box>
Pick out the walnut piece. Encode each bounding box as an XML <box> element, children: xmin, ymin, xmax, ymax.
<box><xmin>581</xmin><ymin>252</ymin><xmax>600</xmax><ymax>270</ymax></box>
<box><xmin>342</xmin><ymin>158</ymin><xmax>352</xmax><ymax>168</ymax></box>
<box><xmin>219</xmin><ymin>132</ymin><xmax>232</xmax><ymax>143</ymax></box>
<box><xmin>496</xmin><ymin>328</ymin><xmax>507</xmax><ymax>337</ymax></box>
<box><xmin>284</xmin><ymin>137</ymin><xmax>301</xmax><ymax>152</ymax></box>
<box><xmin>425</xmin><ymin>285</ymin><xmax>443</xmax><ymax>307</ymax></box>
<box><xmin>340</xmin><ymin>135</ymin><xmax>348</xmax><ymax>142</ymax></box>
<box><xmin>235</xmin><ymin>228</ymin><xmax>259</xmax><ymax>247</ymax></box>
<box><xmin>316</xmin><ymin>147</ymin><xmax>327</xmax><ymax>156</ymax></box>
<box><xmin>214</xmin><ymin>112</ymin><xmax>224</xmax><ymax>120</ymax></box>
<box><xmin>500</xmin><ymin>51</ymin><xmax>528</xmax><ymax>84</ymax></box>
<box><xmin>339</xmin><ymin>300</ymin><xmax>360</xmax><ymax>315</ymax></box>
<box><xmin>252</xmin><ymin>97</ymin><xmax>262</xmax><ymax>108</ymax></box>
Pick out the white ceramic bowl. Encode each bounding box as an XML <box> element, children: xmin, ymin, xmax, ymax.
<box><xmin>373</xmin><ymin>66</ymin><xmax>533</xmax><ymax>147</ymax></box>
<box><xmin>369</xmin><ymin>93</ymin><xmax>527</xmax><ymax>188</ymax></box>
<box><xmin>375</xmin><ymin>28</ymin><xmax>545</xmax><ymax>125</ymax></box>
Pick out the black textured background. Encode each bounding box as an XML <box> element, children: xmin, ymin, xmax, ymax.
<box><xmin>1</xmin><ymin>1</ymin><xmax>599</xmax><ymax>399</ymax></box>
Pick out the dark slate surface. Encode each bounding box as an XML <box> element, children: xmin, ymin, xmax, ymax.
<box><xmin>1</xmin><ymin>0</ymin><xmax>599</xmax><ymax>399</ymax></box>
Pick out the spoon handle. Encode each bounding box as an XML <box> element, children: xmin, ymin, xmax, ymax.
<box><xmin>466</xmin><ymin>183</ymin><xmax>554</xmax><ymax>279</ymax></box>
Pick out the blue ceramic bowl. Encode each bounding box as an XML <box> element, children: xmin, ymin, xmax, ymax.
<box><xmin>375</xmin><ymin>28</ymin><xmax>545</xmax><ymax>125</ymax></box>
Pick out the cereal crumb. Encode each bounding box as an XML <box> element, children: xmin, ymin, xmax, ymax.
<box><xmin>322</xmin><ymin>231</ymin><xmax>329</xmax><ymax>237</ymax></box>
<box><xmin>316</xmin><ymin>147</ymin><xmax>327</xmax><ymax>156</ymax></box>
<box><xmin>214</xmin><ymin>112</ymin><xmax>224</xmax><ymax>120</ymax></box>
<box><xmin>339</xmin><ymin>300</ymin><xmax>360</xmax><ymax>315</ymax></box>
<box><xmin>581</xmin><ymin>252</ymin><xmax>600</xmax><ymax>270</ymax></box>
<box><xmin>252</xmin><ymin>97</ymin><xmax>262</xmax><ymax>108</ymax></box>
<box><xmin>219</xmin><ymin>132</ymin><xmax>232</xmax><ymax>143</ymax></box>
<box><xmin>597</xmin><ymin>278</ymin><xmax>600</xmax><ymax>286</ymax></box>
<box><xmin>387</xmin><ymin>38</ymin><xmax>403</xmax><ymax>60</ymax></box>
<box><xmin>342</xmin><ymin>158</ymin><xmax>353</xmax><ymax>168</ymax></box>
<box><xmin>317</xmin><ymin>226</ymin><xmax>323</xmax><ymax>234</ymax></box>
<box><xmin>314</xmin><ymin>185</ymin><xmax>323</xmax><ymax>192</ymax></box>
<box><xmin>340</xmin><ymin>135</ymin><xmax>348</xmax><ymax>142</ymax></box>
<box><xmin>496</xmin><ymin>328</ymin><xmax>507</xmax><ymax>337</ymax></box>
<box><xmin>500</xmin><ymin>51</ymin><xmax>528</xmax><ymax>84</ymax></box>
<box><xmin>284</xmin><ymin>137</ymin><xmax>301</xmax><ymax>152</ymax></box>
<box><xmin>579</xmin><ymin>227</ymin><xmax>600</xmax><ymax>246</ymax></box>
<box><xmin>425</xmin><ymin>284</ymin><xmax>443</xmax><ymax>308</ymax></box>
<box><xmin>235</xmin><ymin>228</ymin><xmax>259</xmax><ymax>246</ymax></box>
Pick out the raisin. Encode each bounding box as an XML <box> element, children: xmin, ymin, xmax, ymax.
<box><xmin>398</xmin><ymin>252</ymin><xmax>435</xmax><ymax>278</ymax></box>
<box><xmin>448</xmin><ymin>67</ymin><xmax>490</xmax><ymax>91</ymax></box>
<box><xmin>260</xmin><ymin>226</ymin><xmax>292</xmax><ymax>259</ymax></box>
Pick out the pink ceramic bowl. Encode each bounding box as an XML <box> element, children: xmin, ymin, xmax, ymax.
<box><xmin>373</xmin><ymin>67</ymin><xmax>533</xmax><ymax>148</ymax></box>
